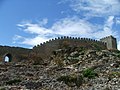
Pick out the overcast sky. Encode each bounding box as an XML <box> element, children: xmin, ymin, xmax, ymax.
<box><xmin>0</xmin><ymin>0</ymin><xmax>120</xmax><ymax>49</ymax></box>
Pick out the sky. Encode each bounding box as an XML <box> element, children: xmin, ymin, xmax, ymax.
<box><xmin>0</xmin><ymin>0</ymin><xmax>120</xmax><ymax>49</ymax></box>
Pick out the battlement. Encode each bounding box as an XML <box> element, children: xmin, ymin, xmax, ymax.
<box><xmin>0</xmin><ymin>35</ymin><xmax>117</xmax><ymax>62</ymax></box>
<box><xmin>33</xmin><ymin>36</ymin><xmax>108</xmax><ymax>59</ymax></box>
<box><xmin>100</xmin><ymin>35</ymin><xmax>117</xmax><ymax>50</ymax></box>
<box><xmin>34</xmin><ymin>36</ymin><xmax>105</xmax><ymax>48</ymax></box>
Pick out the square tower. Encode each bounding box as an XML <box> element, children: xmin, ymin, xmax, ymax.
<box><xmin>100</xmin><ymin>35</ymin><xmax>117</xmax><ymax>50</ymax></box>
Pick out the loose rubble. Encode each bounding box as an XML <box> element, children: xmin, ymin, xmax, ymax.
<box><xmin>0</xmin><ymin>47</ymin><xmax>120</xmax><ymax>90</ymax></box>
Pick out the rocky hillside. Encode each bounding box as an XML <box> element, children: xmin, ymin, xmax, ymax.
<box><xmin>0</xmin><ymin>46</ymin><xmax>120</xmax><ymax>90</ymax></box>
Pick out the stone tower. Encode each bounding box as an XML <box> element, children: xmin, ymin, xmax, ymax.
<box><xmin>100</xmin><ymin>35</ymin><xmax>117</xmax><ymax>50</ymax></box>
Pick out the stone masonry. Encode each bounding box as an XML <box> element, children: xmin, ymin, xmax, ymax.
<box><xmin>0</xmin><ymin>35</ymin><xmax>118</xmax><ymax>62</ymax></box>
<box><xmin>100</xmin><ymin>35</ymin><xmax>117</xmax><ymax>50</ymax></box>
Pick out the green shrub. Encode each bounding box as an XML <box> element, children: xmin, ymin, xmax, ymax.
<box><xmin>83</xmin><ymin>68</ymin><xmax>98</xmax><ymax>79</ymax></box>
<box><xmin>6</xmin><ymin>79</ymin><xmax>21</xmax><ymax>85</ymax></box>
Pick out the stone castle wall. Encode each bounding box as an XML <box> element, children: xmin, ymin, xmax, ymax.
<box><xmin>33</xmin><ymin>36</ymin><xmax>107</xmax><ymax>59</ymax></box>
<box><xmin>0</xmin><ymin>46</ymin><xmax>31</xmax><ymax>62</ymax></box>
<box><xmin>0</xmin><ymin>36</ymin><xmax>117</xmax><ymax>62</ymax></box>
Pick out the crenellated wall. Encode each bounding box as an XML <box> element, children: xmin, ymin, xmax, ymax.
<box><xmin>0</xmin><ymin>35</ymin><xmax>117</xmax><ymax>62</ymax></box>
<box><xmin>33</xmin><ymin>36</ymin><xmax>107</xmax><ymax>59</ymax></box>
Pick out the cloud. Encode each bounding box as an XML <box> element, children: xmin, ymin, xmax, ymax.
<box><xmin>66</xmin><ymin>0</ymin><xmax>120</xmax><ymax>17</ymax></box>
<box><xmin>51</xmin><ymin>17</ymin><xmax>97</xmax><ymax>37</ymax></box>
<box><xmin>116</xmin><ymin>17</ymin><xmax>120</xmax><ymax>24</ymax></box>
<box><xmin>117</xmin><ymin>41</ymin><xmax>120</xmax><ymax>50</ymax></box>
<box><xmin>14</xmin><ymin>16</ymin><xmax>117</xmax><ymax>47</ymax></box>
<box><xmin>21</xmin><ymin>36</ymin><xmax>49</xmax><ymax>46</ymax></box>
<box><xmin>17</xmin><ymin>18</ymin><xmax>52</xmax><ymax>35</ymax></box>
<box><xmin>103</xmin><ymin>16</ymin><xmax>116</xmax><ymax>36</ymax></box>
<box><xmin>17</xmin><ymin>23</ymin><xmax>52</xmax><ymax>35</ymax></box>
<box><xmin>105</xmin><ymin>16</ymin><xmax>114</xmax><ymax>28</ymax></box>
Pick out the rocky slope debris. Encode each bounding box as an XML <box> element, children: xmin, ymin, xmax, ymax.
<box><xmin>0</xmin><ymin>46</ymin><xmax>120</xmax><ymax>90</ymax></box>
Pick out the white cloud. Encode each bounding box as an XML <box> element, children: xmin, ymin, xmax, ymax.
<box><xmin>102</xmin><ymin>16</ymin><xmax>117</xmax><ymax>37</ymax></box>
<box><xmin>14</xmin><ymin>16</ymin><xmax>117</xmax><ymax>46</ymax></box>
<box><xmin>105</xmin><ymin>16</ymin><xmax>114</xmax><ymax>28</ymax></box>
<box><xmin>21</xmin><ymin>36</ymin><xmax>49</xmax><ymax>46</ymax></box>
<box><xmin>67</xmin><ymin>0</ymin><xmax>120</xmax><ymax>17</ymax></box>
<box><xmin>116</xmin><ymin>17</ymin><xmax>120</xmax><ymax>24</ymax></box>
<box><xmin>17</xmin><ymin>19</ymin><xmax>52</xmax><ymax>35</ymax></box>
<box><xmin>51</xmin><ymin>17</ymin><xmax>97</xmax><ymax>37</ymax></box>
<box><xmin>117</xmin><ymin>41</ymin><xmax>120</xmax><ymax>50</ymax></box>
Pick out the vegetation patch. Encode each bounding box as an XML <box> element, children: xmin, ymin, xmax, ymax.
<box><xmin>83</xmin><ymin>68</ymin><xmax>98</xmax><ymax>79</ymax></box>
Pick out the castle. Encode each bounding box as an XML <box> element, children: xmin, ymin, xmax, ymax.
<box><xmin>100</xmin><ymin>35</ymin><xmax>117</xmax><ymax>50</ymax></box>
<box><xmin>0</xmin><ymin>35</ymin><xmax>117</xmax><ymax>63</ymax></box>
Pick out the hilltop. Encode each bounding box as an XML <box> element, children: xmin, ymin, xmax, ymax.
<box><xmin>0</xmin><ymin>46</ymin><xmax>120</xmax><ymax>90</ymax></box>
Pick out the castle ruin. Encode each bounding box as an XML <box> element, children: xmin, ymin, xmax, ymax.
<box><xmin>0</xmin><ymin>35</ymin><xmax>118</xmax><ymax>63</ymax></box>
<box><xmin>100</xmin><ymin>35</ymin><xmax>117</xmax><ymax>50</ymax></box>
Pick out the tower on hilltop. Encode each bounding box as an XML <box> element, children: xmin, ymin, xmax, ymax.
<box><xmin>100</xmin><ymin>35</ymin><xmax>117</xmax><ymax>50</ymax></box>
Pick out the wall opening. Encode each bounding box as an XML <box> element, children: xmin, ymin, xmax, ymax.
<box><xmin>4</xmin><ymin>53</ymin><xmax>12</xmax><ymax>62</ymax></box>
